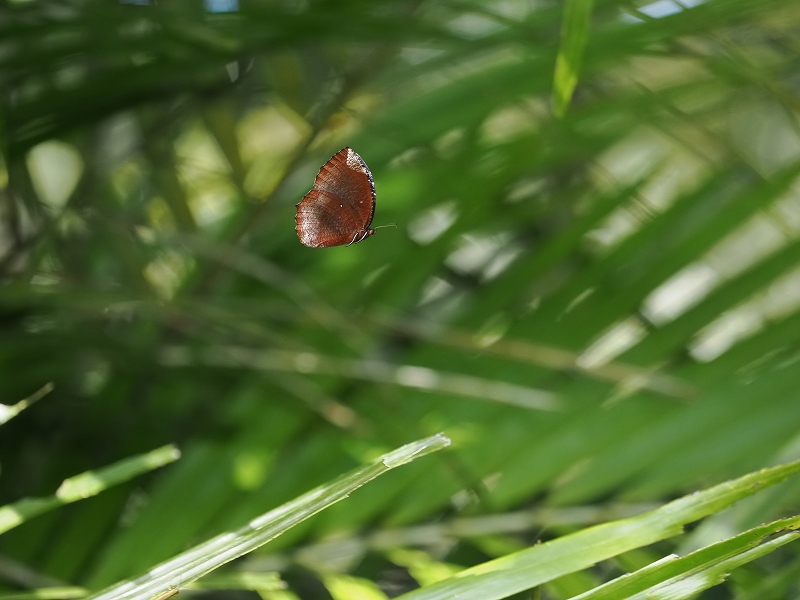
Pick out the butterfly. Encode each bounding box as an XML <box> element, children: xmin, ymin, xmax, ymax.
<box><xmin>295</xmin><ymin>148</ymin><xmax>392</xmax><ymax>247</ymax></box>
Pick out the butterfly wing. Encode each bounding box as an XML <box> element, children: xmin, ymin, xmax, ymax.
<box><xmin>311</xmin><ymin>147</ymin><xmax>375</xmax><ymax>229</ymax></box>
<box><xmin>295</xmin><ymin>148</ymin><xmax>377</xmax><ymax>248</ymax></box>
<box><xmin>296</xmin><ymin>189</ymin><xmax>365</xmax><ymax>247</ymax></box>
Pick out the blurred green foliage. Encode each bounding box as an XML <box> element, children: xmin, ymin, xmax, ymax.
<box><xmin>3</xmin><ymin>0</ymin><xmax>800</xmax><ymax>597</ymax></box>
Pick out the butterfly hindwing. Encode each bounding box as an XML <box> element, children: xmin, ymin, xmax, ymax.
<box><xmin>296</xmin><ymin>189</ymin><xmax>363</xmax><ymax>247</ymax></box>
<box><xmin>295</xmin><ymin>148</ymin><xmax>376</xmax><ymax>248</ymax></box>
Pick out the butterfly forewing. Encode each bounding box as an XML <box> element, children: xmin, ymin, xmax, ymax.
<box><xmin>295</xmin><ymin>148</ymin><xmax>376</xmax><ymax>248</ymax></box>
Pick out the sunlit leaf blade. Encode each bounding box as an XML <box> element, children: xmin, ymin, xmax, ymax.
<box><xmin>322</xmin><ymin>573</ymin><xmax>389</xmax><ymax>600</ymax></box>
<box><xmin>86</xmin><ymin>434</ymin><xmax>450</xmax><ymax>600</ymax></box>
<box><xmin>56</xmin><ymin>445</ymin><xmax>181</xmax><ymax>502</ymax></box>
<box><xmin>238</xmin><ymin>502</ymin><xmax>659</xmax><ymax>575</ymax></box>
<box><xmin>571</xmin><ymin>515</ymin><xmax>800</xmax><ymax>600</ymax></box>
<box><xmin>552</xmin><ymin>0</ymin><xmax>594</xmax><ymax>118</ymax></box>
<box><xmin>0</xmin><ymin>445</ymin><xmax>180</xmax><ymax>535</ymax></box>
<box><xmin>386</xmin><ymin>548</ymin><xmax>463</xmax><ymax>587</ymax></box>
<box><xmin>187</xmin><ymin>572</ymin><xmax>286</xmax><ymax>592</ymax></box>
<box><xmin>0</xmin><ymin>497</ymin><xmax>61</xmax><ymax>538</ymax></box>
<box><xmin>394</xmin><ymin>461</ymin><xmax>800</xmax><ymax>600</ymax></box>
<box><xmin>0</xmin><ymin>382</ymin><xmax>53</xmax><ymax>426</ymax></box>
<box><xmin>624</xmin><ymin>532</ymin><xmax>799</xmax><ymax>600</ymax></box>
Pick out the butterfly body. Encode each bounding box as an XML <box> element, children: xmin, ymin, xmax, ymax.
<box><xmin>295</xmin><ymin>148</ymin><xmax>376</xmax><ymax>248</ymax></box>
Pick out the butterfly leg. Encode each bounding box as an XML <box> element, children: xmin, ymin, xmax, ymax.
<box><xmin>347</xmin><ymin>231</ymin><xmax>360</xmax><ymax>246</ymax></box>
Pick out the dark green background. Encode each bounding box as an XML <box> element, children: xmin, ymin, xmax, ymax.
<box><xmin>3</xmin><ymin>0</ymin><xmax>800</xmax><ymax>597</ymax></box>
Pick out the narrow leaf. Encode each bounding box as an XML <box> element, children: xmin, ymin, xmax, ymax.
<box><xmin>0</xmin><ymin>382</ymin><xmax>53</xmax><ymax>426</ymax></box>
<box><xmin>625</xmin><ymin>532</ymin><xmax>799</xmax><ymax>600</ymax></box>
<box><xmin>322</xmin><ymin>573</ymin><xmax>389</xmax><ymax>600</ymax></box>
<box><xmin>571</xmin><ymin>515</ymin><xmax>800</xmax><ymax>600</ymax></box>
<box><xmin>552</xmin><ymin>0</ymin><xmax>594</xmax><ymax>118</ymax></box>
<box><xmin>394</xmin><ymin>461</ymin><xmax>800</xmax><ymax>600</ymax></box>
<box><xmin>0</xmin><ymin>444</ymin><xmax>180</xmax><ymax>535</ymax></box>
<box><xmin>187</xmin><ymin>572</ymin><xmax>285</xmax><ymax>592</ymax></box>
<box><xmin>56</xmin><ymin>445</ymin><xmax>181</xmax><ymax>502</ymax></box>
<box><xmin>160</xmin><ymin>345</ymin><xmax>560</xmax><ymax>411</ymax></box>
<box><xmin>86</xmin><ymin>434</ymin><xmax>450</xmax><ymax>600</ymax></box>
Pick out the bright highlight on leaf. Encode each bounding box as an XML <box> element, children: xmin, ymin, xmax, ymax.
<box><xmin>186</xmin><ymin>572</ymin><xmax>286</xmax><ymax>593</ymax></box>
<box><xmin>322</xmin><ymin>573</ymin><xmax>389</xmax><ymax>600</ymax></box>
<box><xmin>0</xmin><ymin>382</ymin><xmax>53</xmax><ymax>426</ymax></box>
<box><xmin>572</xmin><ymin>515</ymin><xmax>800</xmax><ymax>600</ymax></box>
<box><xmin>26</xmin><ymin>141</ymin><xmax>84</xmax><ymax>210</ymax></box>
<box><xmin>0</xmin><ymin>444</ymin><xmax>180</xmax><ymax>535</ymax></box>
<box><xmin>393</xmin><ymin>460</ymin><xmax>800</xmax><ymax>600</ymax></box>
<box><xmin>386</xmin><ymin>548</ymin><xmax>463</xmax><ymax>587</ymax></box>
<box><xmin>85</xmin><ymin>435</ymin><xmax>450</xmax><ymax>600</ymax></box>
<box><xmin>56</xmin><ymin>445</ymin><xmax>180</xmax><ymax>501</ymax></box>
<box><xmin>552</xmin><ymin>0</ymin><xmax>595</xmax><ymax>118</ymax></box>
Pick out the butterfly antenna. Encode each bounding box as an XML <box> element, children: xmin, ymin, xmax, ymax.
<box><xmin>373</xmin><ymin>223</ymin><xmax>397</xmax><ymax>230</ymax></box>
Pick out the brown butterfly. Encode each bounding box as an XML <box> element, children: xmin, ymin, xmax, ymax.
<box><xmin>295</xmin><ymin>148</ymin><xmax>392</xmax><ymax>247</ymax></box>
